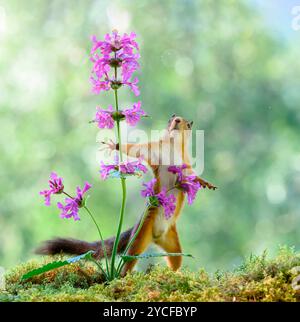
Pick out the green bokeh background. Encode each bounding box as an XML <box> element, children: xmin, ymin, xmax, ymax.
<box><xmin>0</xmin><ymin>0</ymin><xmax>300</xmax><ymax>272</ymax></box>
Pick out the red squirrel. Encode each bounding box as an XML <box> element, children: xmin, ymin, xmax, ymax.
<box><xmin>36</xmin><ymin>115</ymin><xmax>216</xmax><ymax>276</ymax></box>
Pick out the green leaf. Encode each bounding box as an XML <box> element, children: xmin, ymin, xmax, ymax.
<box><xmin>121</xmin><ymin>252</ymin><xmax>194</xmax><ymax>262</ymax></box>
<box><xmin>148</xmin><ymin>196</ymin><xmax>159</xmax><ymax>207</ymax></box>
<box><xmin>21</xmin><ymin>251</ymin><xmax>95</xmax><ymax>280</ymax></box>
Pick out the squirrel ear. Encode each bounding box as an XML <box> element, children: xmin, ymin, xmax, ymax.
<box><xmin>189</xmin><ymin>121</ymin><xmax>193</xmax><ymax>128</ymax></box>
<box><xmin>171</xmin><ymin>114</ymin><xmax>176</xmax><ymax>118</ymax></box>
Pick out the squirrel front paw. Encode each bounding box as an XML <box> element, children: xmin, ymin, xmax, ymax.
<box><xmin>197</xmin><ymin>177</ymin><xmax>217</xmax><ymax>190</ymax></box>
<box><xmin>99</xmin><ymin>139</ymin><xmax>118</xmax><ymax>154</ymax></box>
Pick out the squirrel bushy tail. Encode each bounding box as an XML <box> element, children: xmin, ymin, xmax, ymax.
<box><xmin>35</xmin><ymin>227</ymin><xmax>133</xmax><ymax>259</ymax></box>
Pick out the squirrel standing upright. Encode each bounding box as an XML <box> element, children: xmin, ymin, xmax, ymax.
<box><xmin>36</xmin><ymin>115</ymin><xmax>216</xmax><ymax>276</ymax></box>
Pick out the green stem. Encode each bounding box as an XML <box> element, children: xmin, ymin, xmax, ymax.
<box><xmin>83</xmin><ymin>206</ymin><xmax>110</xmax><ymax>276</ymax></box>
<box><xmin>90</xmin><ymin>257</ymin><xmax>108</xmax><ymax>280</ymax></box>
<box><xmin>114</xmin><ymin>88</ymin><xmax>119</xmax><ymax>111</ymax></box>
<box><xmin>62</xmin><ymin>191</ymin><xmax>74</xmax><ymax>199</ymax></box>
<box><xmin>110</xmin><ymin>177</ymin><xmax>126</xmax><ymax>278</ymax></box>
<box><xmin>109</xmin><ymin>65</ymin><xmax>127</xmax><ymax>279</ymax></box>
<box><xmin>116</xmin><ymin>205</ymin><xmax>150</xmax><ymax>274</ymax></box>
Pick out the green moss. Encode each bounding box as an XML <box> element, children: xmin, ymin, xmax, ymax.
<box><xmin>1</xmin><ymin>246</ymin><xmax>300</xmax><ymax>302</ymax></box>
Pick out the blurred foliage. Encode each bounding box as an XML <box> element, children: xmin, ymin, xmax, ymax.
<box><xmin>0</xmin><ymin>0</ymin><xmax>300</xmax><ymax>272</ymax></box>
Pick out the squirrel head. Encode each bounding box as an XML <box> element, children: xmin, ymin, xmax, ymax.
<box><xmin>167</xmin><ymin>114</ymin><xmax>193</xmax><ymax>135</ymax></box>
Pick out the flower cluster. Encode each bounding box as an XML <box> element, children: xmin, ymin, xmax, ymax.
<box><xmin>40</xmin><ymin>172</ymin><xmax>64</xmax><ymax>206</ymax></box>
<box><xmin>168</xmin><ymin>164</ymin><xmax>201</xmax><ymax>205</ymax></box>
<box><xmin>90</xmin><ymin>31</ymin><xmax>140</xmax><ymax>96</ymax></box>
<box><xmin>57</xmin><ymin>182</ymin><xmax>91</xmax><ymax>221</ymax></box>
<box><xmin>40</xmin><ymin>173</ymin><xmax>91</xmax><ymax>221</ymax></box>
<box><xmin>141</xmin><ymin>178</ymin><xmax>176</xmax><ymax>219</ymax></box>
<box><xmin>94</xmin><ymin>106</ymin><xmax>114</xmax><ymax>129</ymax></box>
<box><xmin>94</xmin><ymin>101</ymin><xmax>146</xmax><ymax>129</ymax></box>
<box><xmin>122</xmin><ymin>101</ymin><xmax>146</xmax><ymax>126</ymax></box>
<box><xmin>100</xmin><ymin>156</ymin><xmax>147</xmax><ymax>180</ymax></box>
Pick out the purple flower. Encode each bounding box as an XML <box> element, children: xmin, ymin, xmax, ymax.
<box><xmin>100</xmin><ymin>161</ymin><xmax>118</xmax><ymax>180</ymax></box>
<box><xmin>57</xmin><ymin>198</ymin><xmax>80</xmax><ymax>221</ymax></box>
<box><xmin>119</xmin><ymin>158</ymin><xmax>148</xmax><ymax>175</ymax></box>
<box><xmin>94</xmin><ymin>105</ymin><xmax>114</xmax><ymax>129</ymax></box>
<box><xmin>40</xmin><ymin>172</ymin><xmax>64</xmax><ymax>206</ymax></box>
<box><xmin>122</xmin><ymin>77</ymin><xmax>140</xmax><ymax>96</ymax></box>
<box><xmin>156</xmin><ymin>188</ymin><xmax>176</xmax><ymax>219</ymax></box>
<box><xmin>134</xmin><ymin>158</ymin><xmax>148</xmax><ymax>174</ymax></box>
<box><xmin>76</xmin><ymin>182</ymin><xmax>92</xmax><ymax>202</ymax></box>
<box><xmin>90</xmin><ymin>55</ymin><xmax>111</xmax><ymax>80</ymax></box>
<box><xmin>119</xmin><ymin>52</ymin><xmax>140</xmax><ymax>81</ymax></box>
<box><xmin>57</xmin><ymin>182</ymin><xmax>92</xmax><ymax>221</ymax></box>
<box><xmin>141</xmin><ymin>179</ymin><xmax>176</xmax><ymax>219</ymax></box>
<box><xmin>100</xmin><ymin>157</ymin><xmax>147</xmax><ymax>180</ymax></box>
<box><xmin>91</xmin><ymin>31</ymin><xmax>138</xmax><ymax>56</ymax></box>
<box><xmin>141</xmin><ymin>178</ymin><xmax>157</xmax><ymax>197</ymax></box>
<box><xmin>90</xmin><ymin>31</ymin><xmax>140</xmax><ymax>95</ymax></box>
<box><xmin>168</xmin><ymin>164</ymin><xmax>187</xmax><ymax>181</ymax></box>
<box><xmin>123</xmin><ymin>101</ymin><xmax>146</xmax><ymax>126</ymax></box>
<box><xmin>180</xmin><ymin>177</ymin><xmax>201</xmax><ymax>205</ymax></box>
<box><xmin>119</xmin><ymin>162</ymin><xmax>134</xmax><ymax>174</ymax></box>
<box><xmin>90</xmin><ymin>75</ymin><xmax>110</xmax><ymax>94</ymax></box>
<box><xmin>168</xmin><ymin>165</ymin><xmax>201</xmax><ymax>205</ymax></box>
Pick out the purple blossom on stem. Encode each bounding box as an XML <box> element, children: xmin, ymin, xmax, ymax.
<box><xmin>123</xmin><ymin>101</ymin><xmax>146</xmax><ymax>126</ymax></box>
<box><xmin>168</xmin><ymin>164</ymin><xmax>187</xmax><ymax>181</ymax></box>
<box><xmin>91</xmin><ymin>32</ymin><xmax>138</xmax><ymax>56</ymax></box>
<box><xmin>156</xmin><ymin>188</ymin><xmax>176</xmax><ymax>219</ymax></box>
<box><xmin>122</xmin><ymin>77</ymin><xmax>140</xmax><ymax>96</ymax></box>
<box><xmin>94</xmin><ymin>105</ymin><xmax>114</xmax><ymax>129</ymax></box>
<box><xmin>140</xmin><ymin>178</ymin><xmax>157</xmax><ymax>197</ymax></box>
<box><xmin>119</xmin><ymin>52</ymin><xmax>140</xmax><ymax>81</ymax></box>
<box><xmin>168</xmin><ymin>164</ymin><xmax>201</xmax><ymax>205</ymax></box>
<box><xmin>134</xmin><ymin>158</ymin><xmax>148</xmax><ymax>174</ymax></box>
<box><xmin>140</xmin><ymin>178</ymin><xmax>176</xmax><ymax>219</ymax></box>
<box><xmin>40</xmin><ymin>172</ymin><xmax>64</xmax><ymax>206</ymax></box>
<box><xmin>100</xmin><ymin>161</ymin><xmax>118</xmax><ymax>180</ymax></box>
<box><xmin>120</xmin><ymin>158</ymin><xmax>148</xmax><ymax>175</ymax></box>
<box><xmin>90</xmin><ymin>75</ymin><xmax>111</xmax><ymax>94</ymax></box>
<box><xmin>57</xmin><ymin>182</ymin><xmax>92</xmax><ymax>221</ymax></box>
<box><xmin>100</xmin><ymin>157</ymin><xmax>147</xmax><ymax>180</ymax></box>
<box><xmin>57</xmin><ymin>198</ymin><xmax>81</xmax><ymax>221</ymax></box>
<box><xmin>180</xmin><ymin>178</ymin><xmax>201</xmax><ymax>205</ymax></box>
<box><xmin>90</xmin><ymin>31</ymin><xmax>140</xmax><ymax>95</ymax></box>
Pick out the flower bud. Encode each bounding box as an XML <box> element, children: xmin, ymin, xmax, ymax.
<box><xmin>111</xmin><ymin>80</ymin><xmax>122</xmax><ymax>90</ymax></box>
<box><xmin>112</xmin><ymin>111</ymin><xmax>125</xmax><ymax>122</ymax></box>
<box><xmin>109</xmin><ymin>58</ymin><xmax>122</xmax><ymax>68</ymax></box>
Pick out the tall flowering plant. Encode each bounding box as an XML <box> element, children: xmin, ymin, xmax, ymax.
<box><xmin>22</xmin><ymin>31</ymin><xmax>199</xmax><ymax>282</ymax></box>
<box><xmin>90</xmin><ymin>31</ymin><xmax>145</xmax><ymax>279</ymax></box>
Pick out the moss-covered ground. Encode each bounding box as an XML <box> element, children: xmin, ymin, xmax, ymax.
<box><xmin>1</xmin><ymin>247</ymin><xmax>300</xmax><ymax>302</ymax></box>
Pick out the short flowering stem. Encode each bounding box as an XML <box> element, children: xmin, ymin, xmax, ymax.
<box><xmin>116</xmin><ymin>204</ymin><xmax>150</xmax><ymax>275</ymax></box>
<box><xmin>62</xmin><ymin>191</ymin><xmax>74</xmax><ymax>199</ymax></box>
<box><xmin>166</xmin><ymin>186</ymin><xmax>176</xmax><ymax>193</ymax></box>
<box><xmin>89</xmin><ymin>257</ymin><xmax>108</xmax><ymax>280</ymax></box>
<box><xmin>83</xmin><ymin>206</ymin><xmax>110</xmax><ymax>276</ymax></box>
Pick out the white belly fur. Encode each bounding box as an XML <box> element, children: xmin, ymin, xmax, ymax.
<box><xmin>152</xmin><ymin>165</ymin><xmax>181</xmax><ymax>239</ymax></box>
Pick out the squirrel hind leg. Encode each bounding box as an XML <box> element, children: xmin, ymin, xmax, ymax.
<box><xmin>120</xmin><ymin>216</ymin><xmax>154</xmax><ymax>277</ymax></box>
<box><xmin>154</xmin><ymin>225</ymin><xmax>182</xmax><ymax>271</ymax></box>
